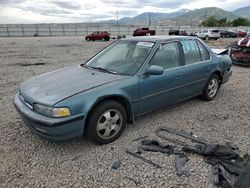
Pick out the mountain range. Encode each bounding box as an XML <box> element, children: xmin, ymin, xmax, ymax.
<box><xmin>103</xmin><ymin>6</ymin><xmax>250</xmax><ymax>26</ymax></box>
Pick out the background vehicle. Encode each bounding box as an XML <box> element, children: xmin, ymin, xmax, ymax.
<box><xmin>230</xmin><ymin>38</ymin><xmax>250</xmax><ymax>66</ymax></box>
<box><xmin>169</xmin><ymin>29</ymin><xmax>187</xmax><ymax>36</ymax></box>
<box><xmin>14</xmin><ymin>36</ymin><xmax>232</xmax><ymax>144</ymax></box>
<box><xmin>237</xmin><ymin>30</ymin><xmax>247</xmax><ymax>37</ymax></box>
<box><xmin>169</xmin><ymin>29</ymin><xmax>180</xmax><ymax>35</ymax></box>
<box><xmin>220</xmin><ymin>29</ymin><xmax>237</xmax><ymax>38</ymax></box>
<box><xmin>133</xmin><ymin>28</ymin><xmax>155</xmax><ymax>36</ymax></box>
<box><xmin>196</xmin><ymin>29</ymin><xmax>220</xmax><ymax>40</ymax></box>
<box><xmin>85</xmin><ymin>31</ymin><xmax>110</xmax><ymax>41</ymax></box>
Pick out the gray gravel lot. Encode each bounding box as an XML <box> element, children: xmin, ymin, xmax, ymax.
<box><xmin>0</xmin><ymin>36</ymin><xmax>249</xmax><ymax>187</ymax></box>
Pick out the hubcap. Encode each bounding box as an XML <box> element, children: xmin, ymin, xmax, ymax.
<box><xmin>207</xmin><ymin>78</ymin><xmax>219</xmax><ymax>98</ymax></box>
<box><xmin>97</xmin><ymin>109</ymin><xmax>122</xmax><ymax>139</ymax></box>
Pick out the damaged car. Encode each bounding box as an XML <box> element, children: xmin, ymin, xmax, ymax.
<box><xmin>230</xmin><ymin>37</ymin><xmax>250</xmax><ymax>66</ymax></box>
<box><xmin>14</xmin><ymin>36</ymin><xmax>232</xmax><ymax>144</ymax></box>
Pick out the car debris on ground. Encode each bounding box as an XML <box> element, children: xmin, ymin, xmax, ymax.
<box><xmin>126</xmin><ymin>127</ymin><xmax>250</xmax><ymax>188</ymax></box>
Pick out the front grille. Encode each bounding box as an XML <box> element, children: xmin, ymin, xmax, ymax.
<box><xmin>19</xmin><ymin>94</ymin><xmax>33</xmax><ymax>109</ymax></box>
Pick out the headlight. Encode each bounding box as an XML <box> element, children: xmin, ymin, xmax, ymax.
<box><xmin>33</xmin><ymin>103</ymin><xmax>71</xmax><ymax>117</ymax></box>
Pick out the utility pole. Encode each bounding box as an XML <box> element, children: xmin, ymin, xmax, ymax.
<box><xmin>148</xmin><ymin>14</ymin><xmax>151</xmax><ymax>27</ymax></box>
<box><xmin>116</xmin><ymin>11</ymin><xmax>119</xmax><ymax>35</ymax></box>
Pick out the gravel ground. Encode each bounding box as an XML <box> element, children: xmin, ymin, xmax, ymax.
<box><xmin>0</xmin><ymin>36</ymin><xmax>249</xmax><ymax>188</ymax></box>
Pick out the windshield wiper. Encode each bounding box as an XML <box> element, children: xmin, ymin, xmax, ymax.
<box><xmin>88</xmin><ymin>66</ymin><xmax>118</xmax><ymax>75</ymax></box>
<box><xmin>81</xmin><ymin>64</ymin><xmax>91</xmax><ymax>69</ymax></box>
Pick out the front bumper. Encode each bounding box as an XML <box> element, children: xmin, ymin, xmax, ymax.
<box><xmin>222</xmin><ymin>69</ymin><xmax>232</xmax><ymax>84</ymax></box>
<box><xmin>14</xmin><ymin>94</ymin><xmax>85</xmax><ymax>141</ymax></box>
<box><xmin>231</xmin><ymin>52</ymin><xmax>250</xmax><ymax>66</ymax></box>
<box><xmin>232</xmin><ymin>59</ymin><xmax>250</xmax><ymax>66</ymax></box>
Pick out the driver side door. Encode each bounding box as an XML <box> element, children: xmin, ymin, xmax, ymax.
<box><xmin>137</xmin><ymin>41</ymin><xmax>187</xmax><ymax>115</ymax></box>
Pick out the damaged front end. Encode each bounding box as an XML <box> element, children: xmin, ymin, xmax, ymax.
<box><xmin>230</xmin><ymin>38</ymin><xmax>250</xmax><ymax>66</ymax></box>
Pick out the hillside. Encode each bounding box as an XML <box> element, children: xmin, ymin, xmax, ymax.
<box><xmin>101</xmin><ymin>6</ymin><xmax>246</xmax><ymax>26</ymax></box>
<box><xmin>158</xmin><ymin>7</ymin><xmax>238</xmax><ymax>26</ymax></box>
<box><xmin>118</xmin><ymin>9</ymin><xmax>190</xmax><ymax>25</ymax></box>
<box><xmin>233</xmin><ymin>6</ymin><xmax>250</xmax><ymax>18</ymax></box>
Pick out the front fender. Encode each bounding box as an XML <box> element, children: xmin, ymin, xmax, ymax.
<box><xmin>54</xmin><ymin>77</ymin><xmax>139</xmax><ymax>122</ymax></box>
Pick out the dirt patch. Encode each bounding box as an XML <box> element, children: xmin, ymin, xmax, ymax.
<box><xmin>10</xmin><ymin>62</ymin><xmax>46</xmax><ymax>67</ymax></box>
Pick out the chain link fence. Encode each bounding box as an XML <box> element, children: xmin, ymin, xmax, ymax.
<box><xmin>0</xmin><ymin>24</ymin><xmax>249</xmax><ymax>37</ymax></box>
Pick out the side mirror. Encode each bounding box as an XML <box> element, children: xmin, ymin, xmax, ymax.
<box><xmin>145</xmin><ymin>65</ymin><xmax>164</xmax><ymax>75</ymax></box>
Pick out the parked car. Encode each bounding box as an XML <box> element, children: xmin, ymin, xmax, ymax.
<box><xmin>14</xmin><ymin>36</ymin><xmax>232</xmax><ymax>144</ymax></box>
<box><xmin>169</xmin><ymin>29</ymin><xmax>180</xmax><ymax>35</ymax></box>
<box><xmin>220</xmin><ymin>29</ymin><xmax>237</xmax><ymax>38</ymax></box>
<box><xmin>133</xmin><ymin>28</ymin><xmax>155</xmax><ymax>36</ymax></box>
<box><xmin>237</xmin><ymin>30</ymin><xmax>247</xmax><ymax>37</ymax></box>
<box><xmin>169</xmin><ymin>30</ymin><xmax>187</xmax><ymax>36</ymax></box>
<box><xmin>85</xmin><ymin>31</ymin><xmax>110</xmax><ymax>41</ymax></box>
<box><xmin>196</xmin><ymin>29</ymin><xmax>220</xmax><ymax>40</ymax></box>
<box><xmin>230</xmin><ymin>38</ymin><xmax>250</xmax><ymax>66</ymax></box>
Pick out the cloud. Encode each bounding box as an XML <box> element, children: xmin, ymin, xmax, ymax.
<box><xmin>100</xmin><ymin>0</ymin><xmax>199</xmax><ymax>9</ymax></box>
<box><xmin>0</xmin><ymin>0</ymin><xmax>249</xmax><ymax>24</ymax></box>
<box><xmin>0</xmin><ymin>0</ymin><xmax>26</xmax><ymax>5</ymax></box>
<box><xmin>51</xmin><ymin>1</ymin><xmax>81</xmax><ymax>10</ymax></box>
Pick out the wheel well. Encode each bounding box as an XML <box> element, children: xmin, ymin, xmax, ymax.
<box><xmin>213</xmin><ymin>71</ymin><xmax>223</xmax><ymax>84</ymax></box>
<box><xmin>85</xmin><ymin>96</ymin><xmax>133</xmax><ymax>130</ymax></box>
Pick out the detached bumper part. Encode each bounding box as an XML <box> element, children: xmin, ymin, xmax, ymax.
<box><xmin>14</xmin><ymin>94</ymin><xmax>85</xmax><ymax>141</ymax></box>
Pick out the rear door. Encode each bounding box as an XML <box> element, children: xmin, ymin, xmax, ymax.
<box><xmin>180</xmin><ymin>39</ymin><xmax>212</xmax><ymax>97</ymax></box>
<box><xmin>137</xmin><ymin>41</ymin><xmax>187</xmax><ymax>115</ymax></box>
<box><xmin>211</xmin><ymin>30</ymin><xmax>220</xmax><ymax>38</ymax></box>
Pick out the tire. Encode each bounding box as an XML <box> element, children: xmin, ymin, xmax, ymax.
<box><xmin>205</xmin><ymin>36</ymin><xmax>209</xmax><ymax>41</ymax></box>
<box><xmin>86</xmin><ymin>37</ymin><xmax>90</xmax><ymax>41</ymax></box>
<box><xmin>201</xmin><ymin>74</ymin><xmax>221</xmax><ymax>101</ymax></box>
<box><xmin>86</xmin><ymin>100</ymin><xmax>127</xmax><ymax>145</ymax></box>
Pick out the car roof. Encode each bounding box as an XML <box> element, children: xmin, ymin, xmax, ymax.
<box><xmin>120</xmin><ymin>35</ymin><xmax>197</xmax><ymax>42</ymax></box>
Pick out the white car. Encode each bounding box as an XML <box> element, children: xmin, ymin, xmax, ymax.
<box><xmin>196</xmin><ymin>29</ymin><xmax>220</xmax><ymax>40</ymax></box>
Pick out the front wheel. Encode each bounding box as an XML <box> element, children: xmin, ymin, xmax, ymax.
<box><xmin>201</xmin><ymin>74</ymin><xmax>220</xmax><ymax>101</ymax></box>
<box><xmin>86</xmin><ymin>100</ymin><xmax>127</xmax><ymax>145</ymax></box>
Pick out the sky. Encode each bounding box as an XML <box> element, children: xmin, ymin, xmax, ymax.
<box><xmin>0</xmin><ymin>0</ymin><xmax>249</xmax><ymax>24</ymax></box>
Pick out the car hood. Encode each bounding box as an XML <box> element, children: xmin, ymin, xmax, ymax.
<box><xmin>20</xmin><ymin>65</ymin><xmax>126</xmax><ymax>105</ymax></box>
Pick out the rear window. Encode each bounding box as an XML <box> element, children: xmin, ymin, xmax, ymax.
<box><xmin>211</xmin><ymin>30</ymin><xmax>219</xmax><ymax>33</ymax></box>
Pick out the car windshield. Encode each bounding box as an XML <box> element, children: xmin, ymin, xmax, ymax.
<box><xmin>85</xmin><ymin>40</ymin><xmax>154</xmax><ymax>75</ymax></box>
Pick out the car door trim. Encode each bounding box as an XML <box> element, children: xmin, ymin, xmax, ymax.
<box><xmin>132</xmin><ymin>78</ymin><xmax>206</xmax><ymax>103</ymax></box>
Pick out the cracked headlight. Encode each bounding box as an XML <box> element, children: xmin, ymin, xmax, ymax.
<box><xmin>33</xmin><ymin>103</ymin><xmax>71</xmax><ymax>117</ymax></box>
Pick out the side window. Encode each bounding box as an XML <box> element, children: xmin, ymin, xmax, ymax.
<box><xmin>150</xmin><ymin>42</ymin><xmax>180</xmax><ymax>70</ymax></box>
<box><xmin>197</xmin><ymin>41</ymin><xmax>210</xmax><ymax>61</ymax></box>
<box><xmin>181</xmin><ymin>39</ymin><xmax>201</xmax><ymax>65</ymax></box>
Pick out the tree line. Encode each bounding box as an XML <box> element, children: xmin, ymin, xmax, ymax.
<box><xmin>201</xmin><ymin>16</ymin><xmax>250</xmax><ymax>27</ymax></box>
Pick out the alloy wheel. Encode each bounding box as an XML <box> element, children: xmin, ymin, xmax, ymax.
<box><xmin>96</xmin><ymin>109</ymin><xmax>122</xmax><ymax>139</ymax></box>
<box><xmin>207</xmin><ymin>78</ymin><xmax>219</xmax><ymax>98</ymax></box>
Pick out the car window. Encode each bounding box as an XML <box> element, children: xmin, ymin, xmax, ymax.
<box><xmin>181</xmin><ymin>39</ymin><xmax>201</xmax><ymax>65</ymax></box>
<box><xmin>86</xmin><ymin>40</ymin><xmax>153</xmax><ymax>75</ymax></box>
<box><xmin>196</xmin><ymin>41</ymin><xmax>210</xmax><ymax>61</ymax></box>
<box><xmin>150</xmin><ymin>42</ymin><xmax>180</xmax><ymax>70</ymax></box>
<box><xmin>95</xmin><ymin>42</ymin><xmax>129</xmax><ymax>63</ymax></box>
